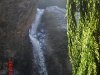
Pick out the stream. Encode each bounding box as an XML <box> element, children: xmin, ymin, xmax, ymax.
<box><xmin>29</xmin><ymin>8</ymin><xmax>48</xmax><ymax>75</ymax></box>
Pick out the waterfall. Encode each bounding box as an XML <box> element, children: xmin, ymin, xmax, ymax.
<box><xmin>29</xmin><ymin>9</ymin><xmax>48</xmax><ymax>75</ymax></box>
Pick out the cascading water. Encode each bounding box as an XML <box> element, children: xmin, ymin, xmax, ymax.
<box><xmin>29</xmin><ymin>9</ymin><xmax>48</xmax><ymax>75</ymax></box>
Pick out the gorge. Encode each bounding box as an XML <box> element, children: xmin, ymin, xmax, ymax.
<box><xmin>0</xmin><ymin>0</ymin><xmax>72</xmax><ymax>75</ymax></box>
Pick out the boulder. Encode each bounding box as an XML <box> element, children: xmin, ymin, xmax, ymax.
<box><xmin>38</xmin><ymin>0</ymin><xmax>66</xmax><ymax>8</ymax></box>
<box><xmin>43</xmin><ymin>6</ymin><xmax>72</xmax><ymax>75</ymax></box>
<box><xmin>0</xmin><ymin>0</ymin><xmax>38</xmax><ymax>75</ymax></box>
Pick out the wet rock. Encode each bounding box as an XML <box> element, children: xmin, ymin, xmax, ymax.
<box><xmin>38</xmin><ymin>0</ymin><xmax>66</xmax><ymax>8</ymax></box>
<box><xmin>0</xmin><ymin>0</ymin><xmax>38</xmax><ymax>75</ymax></box>
<box><xmin>43</xmin><ymin>6</ymin><xmax>72</xmax><ymax>75</ymax></box>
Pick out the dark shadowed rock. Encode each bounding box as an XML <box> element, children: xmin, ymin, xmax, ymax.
<box><xmin>43</xmin><ymin>6</ymin><xmax>72</xmax><ymax>75</ymax></box>
<box><xmin>0</xmin><ymin>0</ymin><xmax>38</xmax><ymax>75</ymax></box>
<box><xmin>38</xmin><ymin>0</ymin><xmax>66</xmax><ymax>8</ymax></box>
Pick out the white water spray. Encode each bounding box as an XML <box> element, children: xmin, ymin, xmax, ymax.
<box><xmin>29</xmin><ymin>9</ymin><xmax>48</xmax><ymax>75</ymax></box>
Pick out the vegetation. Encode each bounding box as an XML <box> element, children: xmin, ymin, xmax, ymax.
<box><xmin>67</xmin><ymin>0</ymin><xmax>100</xmax><ymax>75</ymax></box>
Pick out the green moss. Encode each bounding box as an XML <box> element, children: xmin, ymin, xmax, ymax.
<box><xmin>67</xmin><ymin>0</ymin><xmax>100</xmax><ymax>75</ymax></box>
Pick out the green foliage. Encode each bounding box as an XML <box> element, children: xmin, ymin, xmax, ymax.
<box><xmin>67</xmin><ymin>0</ymin><xmax>100</xmax><ymax>75</ymax></box>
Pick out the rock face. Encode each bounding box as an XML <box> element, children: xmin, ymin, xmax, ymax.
<box><xmin>43</xmin><ymin>6</ymin><xmax>72</xmax><ymax>75</ymax></box>
<box><xmin>0</xmin><ymin>0</ymin><xmax>38</xmax><ymax>75</ymax></box>
<box><xmin>38</xmin><ymin>0</ymin><xmax>66</xmax><ymax>8</ymax></box>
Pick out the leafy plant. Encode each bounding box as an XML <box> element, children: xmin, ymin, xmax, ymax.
<box><xmin>67</xmin><ymin>0</ymin><xmax>100</xmax><ymax>75</ymax></box>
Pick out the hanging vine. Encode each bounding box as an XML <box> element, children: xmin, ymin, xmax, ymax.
<box><xmin>67</xmin><ymin>0</ymin><xmax>100</xmax><ymax>75</ymax></box>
